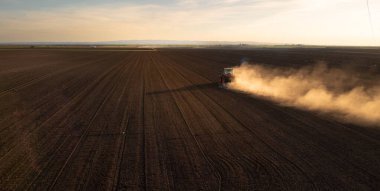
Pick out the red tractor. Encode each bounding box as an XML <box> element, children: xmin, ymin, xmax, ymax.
<box><xmin>219</xmin><ymin>68</ymin><xmax>234</xmax><ymax>87</ymax></box>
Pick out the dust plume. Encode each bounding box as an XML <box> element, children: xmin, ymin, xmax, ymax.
<box><xmin>229</xmin><ymin>62</ymin><xmax>380</xmax><ymax>126</ymax></box>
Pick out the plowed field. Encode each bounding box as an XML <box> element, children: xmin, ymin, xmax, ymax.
<box><xmin>1</xmin><ymin>48</ymin><xmax>379</xmax><ymax>190</ymax></box>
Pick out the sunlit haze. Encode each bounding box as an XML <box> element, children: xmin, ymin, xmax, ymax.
<box><xmin>1</xmin><ymin>0</ymin><xmax>380</xmax><ymax>45</ymax></box>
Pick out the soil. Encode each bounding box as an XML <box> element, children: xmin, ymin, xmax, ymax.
<box><xmin>0</xmin><ymin>48</ymin><xmax>379</xmax><ymax>190</ymax></box>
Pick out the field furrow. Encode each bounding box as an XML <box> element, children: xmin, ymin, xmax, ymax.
<box><xmin>0</xmin><ymin>49</ymin><xmax>379</xmax><ymax>190</ymax></box>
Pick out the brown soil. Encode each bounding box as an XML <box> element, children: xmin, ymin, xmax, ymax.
<box><xmin>0</xmin><ymin>48</ymin><xmax>379</xmax><ymax>190</ymax></box>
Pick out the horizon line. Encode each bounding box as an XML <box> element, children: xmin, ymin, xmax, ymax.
<box><xmin>1</xmin><ymin>40</ymin><xmax>380</xmax><ymax>48</ymax></box>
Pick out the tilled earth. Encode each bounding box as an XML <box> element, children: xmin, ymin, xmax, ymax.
<box><xmin>0</xmin><ymin>48</ymin><xmax>379</xmax><ymax>190</ymax></box>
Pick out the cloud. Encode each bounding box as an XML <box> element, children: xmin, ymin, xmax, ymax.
<box><xmin>0</xmin><ymin>0</ymin><xmax>379</xmax><ymax>45</ymax></box>
<box><xmin>0</xmin><ymin>0</ymin><xmax>292</xmax><ymax>42</ymax></box>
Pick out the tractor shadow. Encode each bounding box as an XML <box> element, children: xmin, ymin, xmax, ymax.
<box><xmin>146</xmin><ymin>82</ymin><xmax>218</xmax><ymax>95</ymax></box>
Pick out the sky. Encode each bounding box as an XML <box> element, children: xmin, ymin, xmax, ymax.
<box><xmin>0</xmin><ymin>0</ymin><xmax>380</xmax><ymax>46</ymax></box>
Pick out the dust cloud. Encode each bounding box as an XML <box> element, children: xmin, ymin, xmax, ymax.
<box><xmin>229</xmin><ymin>62</ymin><xmax>380</xmax><ymax>126</ymax></box>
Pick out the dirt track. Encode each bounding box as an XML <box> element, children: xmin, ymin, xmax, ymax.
<box><xmin>0</xmin><ymin>49</ymin><xmax>379</xmax><ymax>190</ymax></box>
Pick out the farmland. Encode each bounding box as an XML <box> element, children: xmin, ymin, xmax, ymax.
<box><xmin>0</xmin><ymin>48</ymin><xmax>380</xmax><ymax>190</ymax></box>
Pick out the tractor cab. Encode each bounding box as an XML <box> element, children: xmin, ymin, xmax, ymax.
<box><xmin>220</xmin><ymin>68</ymin><xmax>234</xmax><ymax>87</ymax></box>
<box><xmin>223</xmin><ymin>68</ymin><xmax>233</xmax><ymax>75</ymax></box>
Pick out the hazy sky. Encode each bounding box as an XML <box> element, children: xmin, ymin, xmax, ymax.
<box><xmin>0</xmin><ymin>0</ymin><xmax>379</xmax><ymax>45</ymax></box>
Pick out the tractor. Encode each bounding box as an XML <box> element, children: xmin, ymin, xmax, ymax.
<box><xmin>219</xmin><ymin>68</ymin><xmax>234</xmax><ymax>87</ymax></box>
